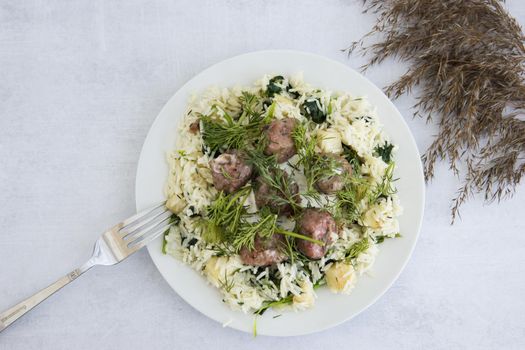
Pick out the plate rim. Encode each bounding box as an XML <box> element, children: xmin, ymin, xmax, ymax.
<box><xmin>135</xmin><ymin>49</ymin><xmax>426</xmax><ymax>336</ymax></box>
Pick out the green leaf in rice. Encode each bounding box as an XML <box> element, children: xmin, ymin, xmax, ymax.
<box><xmin>374</xmin><ymin>141</ymin><xmax>394</xmax><ymax>163</ymax></box>
<box><xmin>301</xmin><ymin>98</ymin><xmax>326</xmax><ymax>124</ymax></box>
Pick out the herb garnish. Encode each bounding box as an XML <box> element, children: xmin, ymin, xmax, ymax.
<box><xmin>374</xmin><ymin>142</ymin><xmax>394</xmax><ymax>163</ymax></box>
<box><xmin>332</xmin><ymin>176</ymin><xmax>372</xmax><ymax>224</ymax></box>
<box><xmin>246</xmin><ymin>148</ymin><xmax>302</xmax><ymax>214</ymax></box>
<box><xmin>232</xmin><ymin>208</ymin><xmax>324</xmax><ymax>252</ymax></box>
<box><xmin>344</xmin><ymin>237</ymin><xmax>370</xmax><ymax>262</ymax></box>
<box><xmin>203</xmin><ymin>187</ymin><xmax>251</xmax><ymax>243</ymax></box>
<box><xmin>201</xmin><ymin>92</ymin><xmax>266</xmax><ymax>153</ymax></box>
<box><xmin>374</xmin><ymin>233</ymin><xmax>402</xmax><ymax>244</ymax></box>
<box><xmin>254</xmin><ymin>294</ymin><xmax>294</xmax><ymax>316</ymax></box>
<box><xmin>370</xmin><ymin>162</ymin><xmax>397</xmax><ymax>203</ymax></box>
<box><xmin>292</xmin><ymin>122</ymin><xmax>343</xmax><ymax>191</ymax></box>
<box><xmin>202</xmin><ymin>184</ymin><xmax>322</xmax><ymax>252</ymax></box>
<box><xmin>342</xmin><ymin>144</ymin><xmax>363</xmax><ymax>173</ymax></box>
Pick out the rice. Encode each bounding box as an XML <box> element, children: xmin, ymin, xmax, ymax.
<box><xmin>163</xmin><ymin>74</ymin><xmax>403</xmax><ymax>314</ymax></box>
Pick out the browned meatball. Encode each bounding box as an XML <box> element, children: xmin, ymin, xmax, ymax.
<box><xmin>239</xmin><ymin>234</ymin><xmax>288</xmax><ymax>266</ymax></box>
<box><xmin>296</xmin><ymin>209</ymin><xmax>336</xmax><ymax>259</ymax></box>
<box><xmin>210</xmin><ymin>151</ymin><xmax>253</xmax><ymax>194</ymax></box>
<box><xmin>315</xmin><ymin>154</ymin><xmax>353</xmax><ymax>194</ymax></box>
<box><xmin>254</xmin><ymin>169</ymin><xmax>299</xmax><ymax>216</ymax></box>
<box><xmin>264</xmin><ymin>118</ymin><xmax>297</xmax><ymax>163</ymax></box>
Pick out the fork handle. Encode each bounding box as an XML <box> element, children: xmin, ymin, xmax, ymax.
<box><xmin>0</xmin><ymin>268</ymin><xmax>86</xmax><ymax>332</ymax></box>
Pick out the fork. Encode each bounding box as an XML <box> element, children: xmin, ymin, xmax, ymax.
<box><xmin>0</xmin><ymin>202</ymin><xmax>172</xmax><ymax>333</ymax></box>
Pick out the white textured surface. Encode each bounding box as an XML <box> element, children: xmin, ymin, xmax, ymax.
<box><xmin>0</xmin><ymin>1</ymin><xmax>524</xmax><ymax>349</ymax></box>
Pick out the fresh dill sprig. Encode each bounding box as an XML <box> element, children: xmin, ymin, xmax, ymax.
<box><xmin>299</xmin><ymin>190</ymin><xmax>325</xmax><ymax>208</ymax></box>
<box><xmin>254</xmin><ymin>294</ymin><xmax>294</xmax><ymax>316</ymax></box>
<box><xmin>203</xmin><ymin>184</ymin><xmax>321</xmax><ymax>252</ymax></box>
<box><xmin>342</xmin><ymin>144</ymin><xmax>363</xmax><ymax>174</ymax></box>
<box><xmin>344</xmin><ymin>237</ymin><xmax>371</xmax><ymax>262</ymax></box>
<box><xmin>203</xmin><ymin>187</ymin><xmax>251</xmax><ymax>243</ymax></box>
<box><xmin>370</xmin><ymin>162</ymin><xmax>397</xmax><ymax>203</ymax></box>
<box><xmin>292</xmin><ymin>122</ymin><xmax>342</xmax><ymax>191</ymax></box>
<box><xmin>253</xmin><ymin>292</ymin><xmax>297</xmax><ymax>335</ymax></box>
<box><xmin>374</xmin><ymin>233</ymin><xmax>402</xmax><ymax>244</ymax></box>
<box><xmin>232</xmin><ymin>207</ymin><xmax>324</xmax><ymax>252</ymax></box>
<box><xmin>201</xmin><ymin>92</ymin><xmax>266</xmax><ymax>153</ymax></box>
<box><xmin>282</xmin><ymin>235</ymin><xmax>316</xmax><ymax>265</ymax></box>
<box><xmin>246</xmin><ymin>148</ymin><xmax>302</xmax><ymax>214</ymax></box>
<box><xmin>200</xmin><ymin>110</ymin><xmax>245</xmax><ymax>153</ymax></box>
<box><xmin>331</xmin><ymin>175</ymin><xmax>372</xmax><ymax>224</ymax></box>
<box><xmin>218</xmin><ymin>270</ymin><xmax>235</xmax><ymax>293</ymax></box>
<box><xmin>232</xmin><ymin>207</ymin><xmax>278</xmax><ymax>251</ymax></box>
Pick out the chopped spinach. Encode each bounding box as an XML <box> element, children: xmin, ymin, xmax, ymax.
<box><xmin>302</xmin><ymin>99</ymin><xmax>326</xmax><ymax>124</ymax></box>
<box><xmin>187</xmin><ymin>238</ymin><xmax>199</xmax><ymax>246</ymax></box>
<box><xmin>266</xmin><ymin>75</ymin><xmax>300</xmax><ymax>99</ymax></box>
<box><xmin>161</xmin><ymin>214</ymin><xmax>180</xmax><ymax>254</ymax></box>
<box><xmin>375</xmin><ymin>142</ymin><xmax>394</xmax><ymax>163</ymax></box>
<box><xmin>266</xmin><ymin>75</ymin><xmax>284</xmax><ymax>97</ymax></box>
<box><xmin>286</xmin><ymin>84</ymin><xmax>300</xmax><ymax>99</ymax></box>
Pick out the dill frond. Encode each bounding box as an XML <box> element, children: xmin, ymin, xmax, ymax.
<box><xmin>203</xmin><ymin>187</ymin><xmax>251</xmax><ymax>243</ymax></box>
<box><xmin>342</xmin><ymin>144</ymin><xmax>363</xmax><ymax>174</ymax></box>
<box><xmin>254</xmin><ymin>294</ymin><xmax>294</xmax><ymax>316</ymax></box>
<box><xmin>231</xmin><ymin>207</ymin><xmax>324</xmax><ymax>252</ymax></box>
<box><xmin>232</xmin><ymin>208</ymin><xmax>278</xmax><ymax>251</ymax></box>
<box><xmin>344</xmin><ymin>237</ymin><xmax>371</xmax><ymax>263</ymax></box>
<box><xmin>369</xmin><ymin>162</ymin><xmax>397</xmax><ymax>203</ymax></box>
<box><xmin>375</xmin><ymin>233</ymin><xmax>402</xmax><ymax>244</ymax></box>
<box><xmin>246</xmin><ymin>148</ymin><xmax>302</xmax><ymax>214</ymax></box>
<box><xmin>201</xmin><ymin>92</ymin><xmax>267</xmax><ymax>153</ymax></box>
<box><xmin>292</xmin><ymin>122</ymin><xmax>343</xmax><ymax>191</ymax></box>
<box><xmin>332</xmin><ymin>175</ymin><xmax>373</xmax><ymax>224</ymax></box>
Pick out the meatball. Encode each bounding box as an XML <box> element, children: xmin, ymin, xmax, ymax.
<box><xmin>264</xmin><ymin>118</ymin><xmax>297</xmax><ymax>163</ymax></box>
<box><xmin>296</xmin><ymin>209</ymin><xmax>336</xmax><ymax>259</ymax></box>
<box><xmin>315</xmin><ymin>154</ymin><xmax>353</xmax><ymax>194</ymax></box>
<box><xmin>240</xmin><ymin>234</ymin><xmax>288</xmax><ymax>266</ymax></box>
<box><xmin>210</xmin><ymin>150</ymin><xmax>252</xmax><ymax>194</ymax></box>
<box><xmin>254</xmin><ymin>169</ymin><xmax>299</xmax><ymax>216</ymax></box>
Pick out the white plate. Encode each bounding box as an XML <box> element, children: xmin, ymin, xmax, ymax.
<box><xmin>135</xmin><ymin>50</ymin><xmax>425</xmax><ymax>336</ymax></box>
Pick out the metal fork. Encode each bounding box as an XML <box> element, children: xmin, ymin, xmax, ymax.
<box><xmin>0</xmin><ymin>202</ymin><xmax>171</xmax><ymax>333</ymax></box>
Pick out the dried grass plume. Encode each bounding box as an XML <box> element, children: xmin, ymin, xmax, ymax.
<box><xmin>347</xmin><ymin>0</ymin><xmax>525</xmax><ymax>222</ymax></box>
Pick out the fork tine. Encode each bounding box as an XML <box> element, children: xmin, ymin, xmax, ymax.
<box><xmin>119</xmin><ymin>201</ymin><xmax>166</xmax><ymax>229</ymax></box>
<box><xmin>123</xmin><ymin>212</ymin><xmax>172</xmax><ymax>244</ymax></box>
<box><xmin>127</xmin><ymin>220</ymin><xmax>173</xmax><ymax>252</ymax></box>
<box><xmin>121</xmin><ymin>207</ymin><xmax>171</xmax><ymax>239</ymax></box>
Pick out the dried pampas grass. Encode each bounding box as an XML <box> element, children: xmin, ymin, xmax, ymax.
<box><xmin>347</xmin><ymin>0</ymin><xmax>525</xmax><ymax>222</ymax></box>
